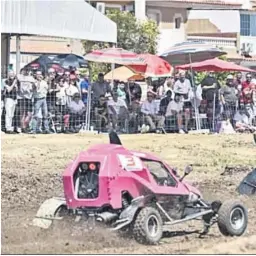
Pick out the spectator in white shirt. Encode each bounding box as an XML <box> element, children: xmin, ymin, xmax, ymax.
<box><xmin>107</xmin><ymin>91</ymin><xmax>128</xmax><ymax>131</ymax></box>
<box><xmin>173</xmin><ymin>71</ymin><xmax>192</xmax><ymax>132</ymax></box>
<box><xmin>166</xmin><ymin>93</ymin><xmax>185</xmax><ymax>134</ymax></box>
<box><xmin>234</xmin><ymin>106</ymin><xmax>256</xmax><ymax>133</ymax></box>
<box><xmin>65</xmin><ymin>75</ymin><xmax>80</xmax><ymax>106</ymax></box>
<box><xmin>68</xmin><ymin>93</ymin><xmax>86</xmax><ymax>132</ymax></box>
<box><xmin>141</xmin><ymin>91</ymin><xmax>165</xmax><ymax>132</ymax></box>
<box><xmin>56</xmin><ymin>78</ymin><xmax>69</xmax><ymax>133</ymax></box>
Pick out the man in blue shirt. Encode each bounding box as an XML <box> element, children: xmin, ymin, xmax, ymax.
<box><xmin>80</xmin><ymin>75</ymin><xmax>89</xmax><ymax>104</ymax></box>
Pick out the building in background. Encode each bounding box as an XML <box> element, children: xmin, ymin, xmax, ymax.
<box><xmin>187</xmin><ymin>0</ymin><xmax>256</xmax><ymax>69</ymax></box>
<box><xmin>89</xmin><ymin>0</ymin><xmax>243</xmax><ymax>54</ymax></box>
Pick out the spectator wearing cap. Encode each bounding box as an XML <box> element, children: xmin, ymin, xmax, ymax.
<box><xmin>201</xmin><ymin>71</ymin><xmax>221</xmax><ymax>129</ymax></box>
<box><xmin>220</xmin><ymin>74</ymin><xmax>238</xmax><ymax>125</ymax></box>
<box><xmin>65</xmin><ymin>75</ymin><xmax>80</xmax><ymax>106</ymax></box>
<box><xmin>68</xmin><ymin>93</ymin><xmax>86</xmax><ymax>133</ymax></box>
<box><xmin>91</xmin><ymin>73</ymin><xmax>112</xmax><ymax>102</ymax></box>
<box><xmin>4</xmin><ymin>70</ymin><xmax>18</xmax><ymax>134</ymax></box>
<box><xmin>107</xmin><ymin>91</ymin><xmax>128</xmax><ymax>131</ymax></box>
<box><xmin>31</xmin><ymin>71</ymin><xmax>51</xmax><ymax>134</ymax></box>
<box><xmin>141</xmin><ymin>90</ymin><xmax>165</xmax><ymax>133</ymax></box>
<box><xmin>173</xmin><ymin>71</ymin><xmax>192</xmax><ymax>132</ymax></box>
<box><xmin>15</xmin><ymin>69</ymin><xmax>35</xmax><ymax>133</ymax></box>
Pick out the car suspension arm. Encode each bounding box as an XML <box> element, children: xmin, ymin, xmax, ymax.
<box><xmin>163</xmin><ymin>209</ymin><xmax>214</xmax><ymax>226</ymax></box>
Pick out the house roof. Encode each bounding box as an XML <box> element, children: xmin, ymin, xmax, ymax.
<box><xmin>167</xmin><ymin>0</ymin><xmax>242</xmax><ymax>6</ymax></box>
<box><xmin>188</xmin><ymin>32</ymin><xmax>237</xmax><ymax>38</ymax></box>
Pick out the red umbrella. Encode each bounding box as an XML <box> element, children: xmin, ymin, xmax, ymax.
<box><xmin>176</xmin><ymin>58</ymin><xmax>255</xmax><ymax>72</ymax></box>
<box><xmin>128</xmin><ymin>54</ymin><xmax>173</xmax><ymax>78</ymax></box>
<box><xmin>84</xmin><ymin>48</ymin><xmax>145</xmax><ymax>65</ymax></box>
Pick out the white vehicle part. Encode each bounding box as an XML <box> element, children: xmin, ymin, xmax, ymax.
<box><xmin>32</xmin><ymin>197</ymin><xmax>66</xmax><ymax>229</ymax></box>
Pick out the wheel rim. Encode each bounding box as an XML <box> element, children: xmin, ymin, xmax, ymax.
<box><xmin>146</xmin><ymin>215</ymin><xmax>159</xmax><ymax>237</ymax></box>
<box><xmin>229</xmin><ymin>207</ymin><xmax>245</xmax><ymax>230</ymax></box>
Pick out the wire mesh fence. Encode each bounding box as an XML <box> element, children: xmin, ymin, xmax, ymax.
<box><xmin>2</xmin><ymin>92</ymin><xmax>256</xmax><ymax>134</ymax></box>
<box><xmin>1</xmin><ymin>73</ymin><xmax>256</xmax><ymax>134</ymax></box>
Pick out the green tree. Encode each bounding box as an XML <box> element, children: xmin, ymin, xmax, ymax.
<box><xmin>82</xmin><ymin>9</ymin><xmax>160</xmax><ymax>80</ymax></box>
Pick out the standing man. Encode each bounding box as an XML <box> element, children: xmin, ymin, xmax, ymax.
<box><xmin>201</xmin><ymin>71</ymin><xmax>221</xmax><ymax>130</ymax></box>
<box><xmin>91</xmin><ymin>73</ymin><xmax>111</xmax><ymax>103</ymax></box>
<box><xmin>31</xmin><ymin>71</ymin><xmax>51</xmax><ymax>134</ymax></box>
<box><xmin>4</xmin><ymin>70</ymin><xmax>18</xmax><ymax>134</ymax></box>
<box><xmin>16</xmin><ymin>69</ymin><xmax>35</xmax><ymax>133</ymax></box>
<box><xmin>173</xmin><ymin>71</ymin><xmax>192</xmax><ymax>133</ymax></box>
<box><xmin>220</xmin><ymin>74</ymin><xmax>238</xmax><ymax>126</ymax></box>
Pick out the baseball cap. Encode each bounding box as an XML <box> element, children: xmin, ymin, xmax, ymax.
<box><xmin>227</xmin><ymin>74</ymin><xmax>233</xmax><ymax>80</ymax></box>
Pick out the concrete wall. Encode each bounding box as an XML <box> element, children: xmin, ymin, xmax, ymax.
<box><xmin>188</xmin><ymin>10</ymin><xmax>240</xmax><ymax>33</ymax></box>
<box><xmin>147</xmin><ymin>6</ymin><xmax>188</xmax><ymax>54</ymax></box>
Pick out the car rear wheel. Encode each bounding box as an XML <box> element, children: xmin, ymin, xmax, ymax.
<box><xmin>132</xmin><ymin>207</ymin><xmax>163</xmax><ymax>245</ymax></box>
<box><xmin>217</xmin><ymin>200</ymin><xmax>248</xmax><ymax>236</ymax></box>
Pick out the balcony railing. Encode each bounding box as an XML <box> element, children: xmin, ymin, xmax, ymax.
<box><xmin>187</xmin><ymin>36</ymin><xmax>237</xmax><ymax>48</ymax></box>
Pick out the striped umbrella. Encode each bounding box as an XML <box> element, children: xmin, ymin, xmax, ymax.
<box><xmin>160</xmin><ymin>41</ymin><xmax>226</xmax><ymax>66</ymax></box>
<box><xmin>84</xmin><ymin>48</ymin><xmax>146</xmax><ymax>65</ymax></box>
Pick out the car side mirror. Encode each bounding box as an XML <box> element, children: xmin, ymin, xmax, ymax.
<box><xmin>180</xmin><ymin>165</ymin><xmax>193</xmax><ymax>182</ymax></box>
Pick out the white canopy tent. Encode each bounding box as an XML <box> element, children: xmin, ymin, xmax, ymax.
<box><xmin>1</xmin><ymin>0</ymin><xmax>117</xmax><ymax>73</ymax></box>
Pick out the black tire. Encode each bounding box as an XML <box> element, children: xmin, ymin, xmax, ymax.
<box><xmin>132</xmin><ymin>207</ymin><xmax>163</xmax><ymax>245</ymax></box>
<box><xmin>217</xmin><ymin>200</ymin><xmax>248</xmax><ymax>237</ymax></box>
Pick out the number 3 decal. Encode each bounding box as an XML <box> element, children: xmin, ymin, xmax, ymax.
<box><xmin>118</xmin><ymin>154</ymin><xmax>143</xmax><ymax>171</ymax></box>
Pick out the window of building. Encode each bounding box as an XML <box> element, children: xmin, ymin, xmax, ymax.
<box><xmin>147</xmin><ymin>10</ymin><xmax>161</xmax><ymax>26</ymax></box>
<box><xmin>175</xmin><ymin>17</ymin><xmax>182</xmax><ymax>29</ymax></box>
<box><xmin>173</xmin><ymin>14</ymin><xmax>183</xmax><ymax>30</ymax></box>
<box><xmin>240</xmin><ymin>13</ymin><xmax>256</xmax><ymax>36</ymax></box>
<box><xmin>241</xmin><ymin>14</ymin><xmax>251</xmax><ymax>36</ymax></box>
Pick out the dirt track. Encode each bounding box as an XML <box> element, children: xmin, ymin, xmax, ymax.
<box><xmin>1</xmin><ymin>133</ymin><xmax>256</xmax><ymax>254</ymax></box>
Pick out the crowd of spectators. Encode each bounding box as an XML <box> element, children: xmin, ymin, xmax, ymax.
<box><xmin>1</xmin><ymin>67</ymin><xmax>256</xmax><ymax>135</ymax></box>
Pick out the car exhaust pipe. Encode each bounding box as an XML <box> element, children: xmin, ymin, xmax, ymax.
<box><xmin>96</xmin><ymin>212</ymin><xmax>118</xmax><ymax>223</ymax></box>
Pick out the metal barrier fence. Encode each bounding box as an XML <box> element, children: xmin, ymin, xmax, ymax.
<box><xmin>1</xmin><ymin>91</ymin><xmax>255</xmax><ymax>134</ymax></box>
